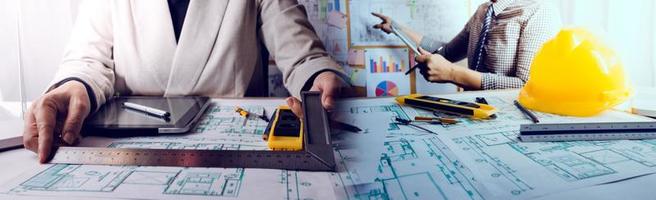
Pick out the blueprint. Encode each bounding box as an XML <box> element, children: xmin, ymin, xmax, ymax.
<box><xmin>2</xmin><ymin>92</ymin><xmax>656</xmax><ymax>200</ymax></box>
<box><xmin>330</xmin><ymin>98</ymin><xmax>491</xmax><ymax>200</ymax></box>
<box><xmin>328</xmin><ymin>91</ymin><xmax>656</xmax><ymax>200</ymax></box>
<box><xmin>415</xmin><ymin>91</ymin><xmax>656</xmax><ymax>199</ymax></box>
<box><xmin>0</xmin><ymin>99</ymin><xmax>336</xmax><ymax>200</ymax></box>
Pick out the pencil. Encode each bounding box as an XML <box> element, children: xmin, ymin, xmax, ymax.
<box><xmin>514</xmin><ymin>100</ymin><xmax>539</xmax><ymax>123</ymax></box>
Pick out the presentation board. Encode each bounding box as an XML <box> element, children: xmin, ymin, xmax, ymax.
<box><xmin>268</xmin><ymin>0</ymin><xmax>471</xmax><ymax>97</ymax></box>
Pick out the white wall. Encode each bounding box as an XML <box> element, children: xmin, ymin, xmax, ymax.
<box><xmin>0</xmin><ymin>0</ymin><xmax>20</xmax><ymax>101</ymax></box>
<box><xmin>0</xmin><ymin>0</ymin><xmax>79</xmax><ymax>101</ymax></box>
<box><xmin>557</xmin><ymin>0</ymin><xmax>656</xmax><ymax>88</ymax></box>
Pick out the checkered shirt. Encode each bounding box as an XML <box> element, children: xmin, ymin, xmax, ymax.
<box><xmin>420</xmin><ymin>0</ymin><xmax>561</xmax><ymax>90</ymax></box>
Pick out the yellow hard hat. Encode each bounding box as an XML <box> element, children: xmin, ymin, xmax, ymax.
<box><xmin>518</xmin><ymin>28</ymin><xmax>632</xmax><ymax>117</ymax></box>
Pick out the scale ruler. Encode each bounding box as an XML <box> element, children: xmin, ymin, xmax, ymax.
<box><xmin>49</xmin><ymin>92</ymin><xmax>336</xmax><ymax>172</ymax></box>
<box><xmin>50</xmin><ymin>147</ymin><xmax>333</xmax><ymax>171</ymax></box>
<box><xmin>519</xmin><ymin>121</ymin><xmax>656</xmax><ymax>142</ymax></box>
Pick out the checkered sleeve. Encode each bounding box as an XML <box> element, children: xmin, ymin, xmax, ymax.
<box><xmin>480</xmin><ymin>72</ymin><xmax>526</xmax><ymax>89</ymax></box>
<box><xmin>480</xmin><ymin>2</ymin><xmax>561</xmax><ymax>90</ymax></box>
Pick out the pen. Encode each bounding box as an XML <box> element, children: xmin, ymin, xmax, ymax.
<box><xmin>404</xmin><ymin>46</ymin><xmax>443</xmax><ymax>75</ymax></box>
<box><xmin>330</xmin><ymin>120</ymin><xmax>362</xmax><ymax>133</ymax></box>
<box><xmin>514</xmin><ymin>100</ymin><xmax>539</xmax><ymax>123</ymax></box>
<box><xmin>123</xmin><ymin>102</ymin><xmax>171</xmax><ymax>118</ymax></box>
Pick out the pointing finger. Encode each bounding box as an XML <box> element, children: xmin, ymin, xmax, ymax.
<box><xmin>371</xmin><ymin>12</ymin><xmax>386</xmax><ymax>20</ymax></box>
<box><xmin>34</xmin><ymin>100</ymin><xmax>58</xmax><ymax>163</ymax></box>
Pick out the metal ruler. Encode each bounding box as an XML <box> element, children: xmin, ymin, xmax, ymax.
<box><xmin>519</xmin><ymin>121</ymin><xmax>656</xmax><ymax>142</ymax></box>
<box><xmin>49</xmin><ymin>92</ymin><xmax>336</xmax><ymax>172</ymax></box>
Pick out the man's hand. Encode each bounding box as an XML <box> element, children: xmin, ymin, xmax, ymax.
<box><xmin>287</xmin><ymin>71</ymin><xmax>350</xmax><ymax>117</ymax></box>
<box><xmin>372</xmin><ymin>12</ymin><xmax>393</xmax><ymax>34</ymax></box>
<box><xmin>23</xmin><ymin>81</ymin><xmax>91</xmax><ymax>163</ymax></box>
<box><xmin>415</xmin><ymin>47</ymin><xmax>456</xmax><ymax>83</ymax></box>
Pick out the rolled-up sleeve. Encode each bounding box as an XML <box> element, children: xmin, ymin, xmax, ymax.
<box><xmin>258</xmin><ymin>0</ymin><xmax>346</xmax><ymax>98</ymax></box>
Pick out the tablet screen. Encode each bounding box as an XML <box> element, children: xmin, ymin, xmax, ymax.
<box><xmin>85</xmin><ymin>96</ymin><xmax>210</xmax><ymax>131</ymax></box>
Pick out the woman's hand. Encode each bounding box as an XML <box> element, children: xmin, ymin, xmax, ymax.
<box><xmin>372</xmin><ymin>12</ymin><xmax>393</xmax><ymax>34</ymax></box>
<box><xmin>415</xmin><ymin>47</ymin><xmax>455</xmax><ymax>83</ymax></box>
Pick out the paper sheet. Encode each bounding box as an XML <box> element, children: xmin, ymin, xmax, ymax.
<box><xmin>415</xmin><ymin>91</ymin><xmax>656</xmax><ymax>199</ymax></box>
<box><xmin>327</xmin><ymin>11</ymin><xmax>347</xmax><ymax>29</ymax></box>
<box><xmin>0</xmin><ymin>99</ymin><xmax>336</xmax><ymax>200</ymax></box>
<box><xmin>329</xmin><ymin>91</ymin><xmax>656</xmax><ymax>200</ymax></box>
<box><xmin>3</xmin><ymin>91</ymin><xmax>656</xmax><ymax>200</ymax></box>
<box><xmin>298</xmin><ymin>0</ymin><xmax>348</xmax><ymax>63</ymax></box>
<box><xmin>347</xmin><ymin>49</ymin><xmax>365</xmax><ymax>66</ymax></box>
<box><xmin>330</xmin><ymin>98</ymin><xmax>491</xmax><ymax>199</ymax></box>
<box><xmin>348</xmin><ymin>0</ymin><xmax>468</xmax><ymax>47</ymax></box>
<box><xmin>342</xmin><ymin>65</ymin><xmax>366</xmax><ymax>87</ymax></box>
<box><xmin>364</xmin><ymin>48</ymin><xmax>411</xmax><ymax>97</ymax></box>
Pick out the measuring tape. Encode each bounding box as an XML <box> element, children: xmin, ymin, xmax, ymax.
<box><xmin>49</xmin><ymin>92</ymin><xmax>336</xmax><ymax>172</ymax></box>
<box><xmin>519</xmin><ymin>121</ymin><xmax>656</xmax><ymax>142</ymax></box>
<box><xmin>396</xmin><ymin>94</ymin><xmax>497</xmax><ymax>119</ymax></box>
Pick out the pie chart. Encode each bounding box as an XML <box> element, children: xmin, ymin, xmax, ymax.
<box><xmin>375</xmin><ymin>81</ymin><xmax>399</xmax><ymax>96</ymax></box>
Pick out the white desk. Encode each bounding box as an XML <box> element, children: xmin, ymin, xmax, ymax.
<box><xmin>0</xmin><ymin>102</ymin><xmax>40</xmax><ymax>195</ymax></box>
<box><xmin>0</xmin><ymin>99</ymin><xmax>654</xmax><ymax>199</ymax></box>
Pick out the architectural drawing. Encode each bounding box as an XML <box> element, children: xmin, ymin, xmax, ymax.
<box><xmin>13</xmin><ymin>164</ymin><xmax>244</xmax><ymax>197</ymax></box>
<box><xmin>332</xmin><ymin>135</ymin><xmax>488</xmax><ymax>200</ymax></box>
<box><xmin>436</xmin><ymin>91</ymin><xmax>656</xmax><ymax>199</ymax></box>
<box><xmin>192</xmin><ymin>105</ymin><xmax>269</xmax><ymax>137</ymax></box>
<box><xmin>0</xmin><ymin>103</ymin><xmax>335</xmax><ymax>200</ymax></box>
<box><xmin>3</xmin><ymin>90</ymin><xmax>656</xmax><ymax>200</ymax></box>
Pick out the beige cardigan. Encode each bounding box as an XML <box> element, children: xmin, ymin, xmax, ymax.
<box><xmin>52</xmin><ymin>0</ymin><xmax>343</xmax><ymax>110</ymax></box>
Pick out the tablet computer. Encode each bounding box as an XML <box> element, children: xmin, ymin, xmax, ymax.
<box><xmin>83</xmin><ymin>96</ymin><xmax>211</xmax><ymax>137</ymax></box>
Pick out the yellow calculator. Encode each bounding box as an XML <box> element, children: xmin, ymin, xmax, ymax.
<box><xmin>265</xmin><ymin>105</ymin><xmax>304</xmax><ymax>151</ymax></box>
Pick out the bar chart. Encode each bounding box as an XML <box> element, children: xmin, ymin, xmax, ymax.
<box><xmin>369</xmin><ymin>55</ymin><xmax>406</xmax><ymax>73</ymax></box>
<box><xmin>365</xmin><ymin>48</ymin><xmax>411</xmax><ymax>97</ymax></box>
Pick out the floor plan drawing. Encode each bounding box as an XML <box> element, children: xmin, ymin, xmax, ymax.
<box><xmin>0</xmin><ymin>102</ymin><xmax>336</xmax><ymax>200</ymax></box>
<box><xmin>332</xmin><ymin>103</ymin><xmax>486</xmax><ymax>199</ymax></box>
<box><xmin>331</xmin><ymin>135</ymin><xmax>488</xmax><ymax>200</ymax></box>
<box><xmin>338</xmin><ymin>101</ymin><xmax>410</xmax><ymax>131</ymax></box>
<box><xmin>433</xmin><ymin>91</ymin><xmax>656</xmax><ymax>199</ymax></box>
<box><xmin>192</xmin><ymin>105</ymin><xmax>269</xmax><ymax>138</ymax></box>
<box><xmin>3</xmin><ymin>92</ymin><xmax>656</xmax><ymax>200</ymax></box>
<box><xmin>163</xmin><ymin>168</ymin><xmax>243</xmax><ymax>196</ymax></box>
<box><xmin>12</xmin><ymin>164</ymin><xmax>245</xmax><ymax>198</ymax></box>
